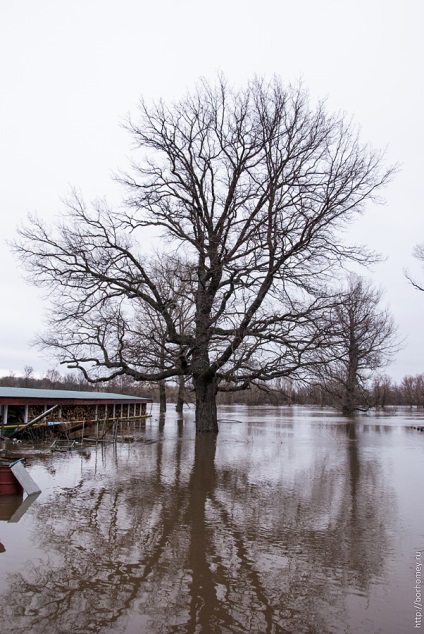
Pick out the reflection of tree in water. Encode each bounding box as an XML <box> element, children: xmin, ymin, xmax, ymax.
<box><xmin>0</xmin><ymin>420</ymin><xmax>395</xmax><ymax>633</ymax></box>
<box><xmin>0</xmin><ymin>437</ymin><xmax>192</xmax><ymax>633</ymax></box>
<box><xmin>201</xmin><ymin>422</ymin><xmax>393</xmax><ymax>632</ymax></box>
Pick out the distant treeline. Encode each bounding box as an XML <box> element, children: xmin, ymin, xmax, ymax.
<box><xmin>215</xmin><ymin>375</ymin><xmax>424</xmax><ymax>409</ymax></box>
<box><xmin>2</xmin><ymin>367</ymin><xmax>424</xmax><ymax>411</ymax></box>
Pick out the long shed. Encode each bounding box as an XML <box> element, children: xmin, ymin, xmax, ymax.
<box><xmin>0</xmin><ymin>387</ymin><xmax>153</xmax><ymax>435</ymax></box>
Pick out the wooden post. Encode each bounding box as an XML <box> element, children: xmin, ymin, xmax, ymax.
<box><xmin>103</xmin><ymin>404</ymin><xmax>107</xmax><ymax>436</ymax></box>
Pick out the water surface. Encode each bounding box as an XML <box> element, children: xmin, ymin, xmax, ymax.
<box><xmin>0</xmin><ymin>405</ymin><xmax>423</xmax><ymax>633</ymax></box>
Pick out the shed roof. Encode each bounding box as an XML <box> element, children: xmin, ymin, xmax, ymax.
<box><xmin>0</xmin><ymin>387</ymin><xmax>152</xmax><ymax>406</ymax></box>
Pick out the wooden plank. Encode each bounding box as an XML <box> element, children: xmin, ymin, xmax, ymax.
<box><xmin>10</xmin><ymin>461</ymin><xmax>41</xmax><ymax>495</ymax></box>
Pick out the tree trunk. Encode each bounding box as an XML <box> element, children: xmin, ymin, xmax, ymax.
<box><xmin>193</xmin><ymin>374</ymin><xmax>218</xmax><ymax>433</ymax></box>
<box><xmin>159</xmin><ymin>380</ymin><xmax>167</xmax><ymax>413</ymax></box>
<box><xmin>342</xmin><ymin>397</ymin><xmax>356</xmax><ymax>416</ymax></box>
<box><xmin>343</xmin><ymin>317</ymin><xmax>359</xmax><ymax>415</ymax></box>
<box><xmin>343</xmin><ymin>367</ymin><xmax>358</xmax><ymax>415</ymax></box>
<box><xmin>176</xmin><ymin>375</ymin><xmax>185</xmax><ymax>413</ymax></box>
<box><xmin>158</xmin><ymin>347</ymin><xmax>167</xmax><ymax>414</ymax></box>
<box><xmin>342</xmin><ymin>358</ymin><xmax>358</xmax><ymax>416</ymax></box>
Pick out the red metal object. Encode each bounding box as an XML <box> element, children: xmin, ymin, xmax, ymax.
<box><xmin>0</xmin><ymin>464</ymin><xmax>24</xmax><ymax>495</ymax></box>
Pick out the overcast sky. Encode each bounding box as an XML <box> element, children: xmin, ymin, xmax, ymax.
<box><xmin>0</xmin><ymin>0</ymin><xmax>423</xmax><ymax>382</ymax></box>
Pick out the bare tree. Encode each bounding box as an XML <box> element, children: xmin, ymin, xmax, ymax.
<box><xmin>405</xmin><ymin>243</ymin><xmax>424</xmax><ymax>291</ymax></box>
<box><xmin>399</xmin><ymin>374</ymin><xmax>424</xmax><ymax>407</ymax></box>
<box><xmin>371</xmin><ymin>374</ymin><xmax>393</xmax><ymax>408</ymax></box>
<box><xmin>21</xmin><ymin>365</ymin><xmax>34</xmax><ymax>388</ymax></box>
<box><xmin>314</xmin><ymin>275</ymin><xmax>400</xmax><ymax>414</ymax></box>
<box><xmin>14</xmin><ymin>76</ymin><xmax>394</xmax><ymax>432</ymax></box>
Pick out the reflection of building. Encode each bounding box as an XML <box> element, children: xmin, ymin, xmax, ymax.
<box><xmin>0</xmin><ymin>387</ymin><xmax>153</xmax><ymax>437</ymax></box>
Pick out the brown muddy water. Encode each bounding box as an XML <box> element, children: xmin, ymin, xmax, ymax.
<box><xmin>0</xmin><ymin>405</ymin><xmax>423</xmax><ymax>634</ymax></box>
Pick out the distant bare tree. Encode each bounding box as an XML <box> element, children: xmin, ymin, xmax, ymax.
<box><xmin>314</xmin><ymin>276</ymin><xmax>400</xmax><ymax>414</ymax></box>
<box><xmin>405</xmin><ymin>243</ymin><xmax>424</xmax><ymax>292</ymax></box>
<box><xmin>14</xmin><ymin>76</ymin><xmax>394</xmax><ymax>432</ymax></box>
<box><xmin>371</xmin><ymin>374</ymin><xmax>393</xmax><ymax>408</ymax></box>
<box><xmin>21</xmin><ymin>365</ymin><xmax>34</xmax><ymax>388</ymax></box>
<box><xmin>399</xmin><ymin>374</ymin><xmax>424</xmax><ymax>407</ymax></box>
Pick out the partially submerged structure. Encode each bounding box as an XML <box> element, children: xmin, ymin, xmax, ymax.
<box><xmin>0</xmin><ymin>387</ymin><xmax>153</xmax><ymax>437</ymax></box>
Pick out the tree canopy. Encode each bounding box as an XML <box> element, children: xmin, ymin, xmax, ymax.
<box><xmin>14</xmin><ymin>76</ymin><xmax>394</xmax><ymax>431</ymax></box>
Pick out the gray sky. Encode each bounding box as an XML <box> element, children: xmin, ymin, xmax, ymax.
<box><xmin>1</xmin><ymin>0</ymin><xmax>423</xmax><ymax>382</ymax></box>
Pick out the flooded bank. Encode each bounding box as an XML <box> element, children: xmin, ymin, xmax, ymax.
<box><xmin>0</xmin><ymin>405</ymin><xmax>423</xmax><ymax>633</ymax></box>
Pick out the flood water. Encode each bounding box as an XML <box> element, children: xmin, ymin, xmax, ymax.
<box><xmin>0</xmin><ymin>404</ymin><xmax>423</xmax><ymax>633</ymax></box>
